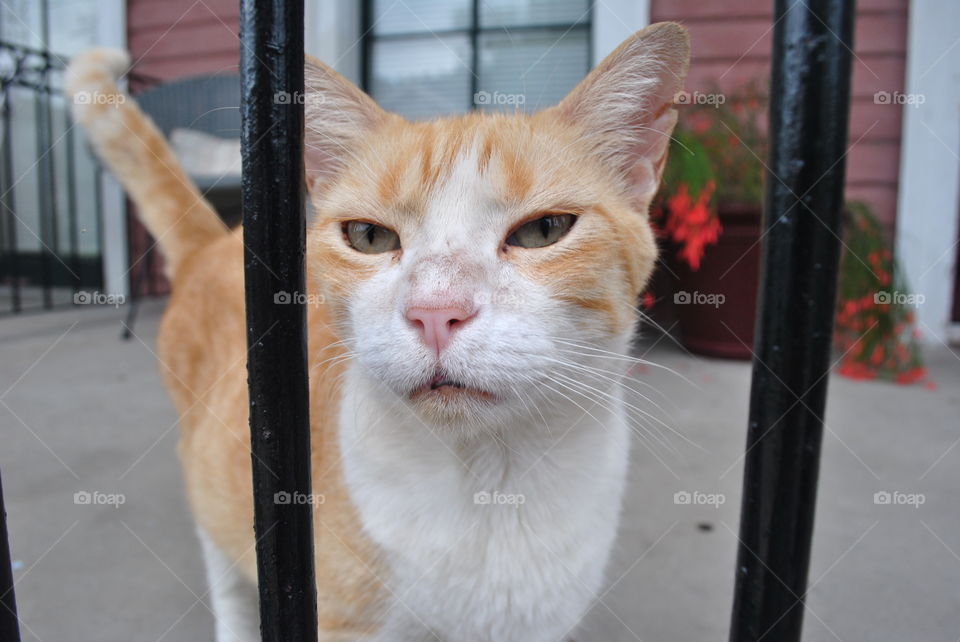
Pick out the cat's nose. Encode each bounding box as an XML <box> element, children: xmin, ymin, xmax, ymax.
<box><xmin>406</xmin><ymin>305</ymin><xmax>476</xmax><ymax>356</ymax></box>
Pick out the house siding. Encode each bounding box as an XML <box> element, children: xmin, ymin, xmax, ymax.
<box><xmin>125</xmin><ymin>0</ymin><xmax>240</xmax><ymax>294</ymax></box>
<box><xmin>127</xmin><ymin>0</ymin><xmax>240</xmax><ymax>81</ymax></box>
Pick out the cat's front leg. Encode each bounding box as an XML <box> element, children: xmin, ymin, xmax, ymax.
<box><xmin>197</xmin><ymin>527</ymin><xmax>260</xmax><ymax>642</ymax></box>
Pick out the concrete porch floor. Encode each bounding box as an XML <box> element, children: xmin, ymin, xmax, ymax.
<box><xmin>1</xmin><ymin>300</ymin><xmax>958</xmax><ymax>641</ymax></box>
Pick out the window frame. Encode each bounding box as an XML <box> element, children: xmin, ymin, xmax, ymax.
<box><xmin>360</xmin><ymin>0</ymin><xmax>593</xmax><ymax>114</ymax></box>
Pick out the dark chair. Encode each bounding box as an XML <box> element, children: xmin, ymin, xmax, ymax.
<box><xmin>135</xmin><ymin>74</ymin><xmax>242</xmax><ymax>226</ymax></box>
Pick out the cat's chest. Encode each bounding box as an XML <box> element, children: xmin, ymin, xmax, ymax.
<box><xmin>338</xmin><ymin>399</ymin><xmax>630</xmax><ymax>640</ymax></box>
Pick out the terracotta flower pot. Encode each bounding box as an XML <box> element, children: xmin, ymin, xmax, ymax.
<box><xmin>669</xmin><ymin>203</ymin><xmax>762</xmax><ymax>360</ymax></box>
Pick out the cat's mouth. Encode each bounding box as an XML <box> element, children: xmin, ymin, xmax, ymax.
<box><xmin>410</xmin><ymin>372</ymin><xmax>497</xmax><ymax>402</ymax></box>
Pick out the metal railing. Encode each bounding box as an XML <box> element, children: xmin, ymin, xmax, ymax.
<box><xmin>239</xmin><ymin>2</ymin><xmax>317</xmax><ymax>640</ymax></box>
<box><xmin>0</xmin><ymin>40</ymin><xmax>103</xmax><ymax>315</ymax></box>
<box><xmin>0</xmin><ymin>470</ymin><xmax>18</xmax><ymax>642</ymax></box>
<box><xmin>0</xmin><ymin>0</ymin><xmax>857</xmax><ymax>640</ymax></box>
<box><xmin>729</xmin><ymin>1</ymin><xmax>855</xmax><ymax>640</ymax></box>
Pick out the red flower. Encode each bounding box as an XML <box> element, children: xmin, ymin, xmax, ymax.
<box><xmin>663</xmin><ymin>181</ymin><xmax>720</xmax><ymax>271</ymax></box>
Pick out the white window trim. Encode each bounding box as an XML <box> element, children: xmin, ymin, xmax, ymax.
<box><xmin>304</xmin><ymin>0</ymin><xmax>362</xmax><ymax>86</ymax></box>
<box><xmin>97</xmin><ymin>0</ymin><xmax>128</xmax><ymax>298</ymax></box>
<box><xmin>895</xmin><ymin>1</ymin><xmax>960</xmax><ymax>345</ymax></box>
<box><xmin>592</xmin><ymin>0</ymin><xmax>650</xmax><ymax>65</ymax></box>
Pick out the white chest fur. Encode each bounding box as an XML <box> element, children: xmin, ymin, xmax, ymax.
<box><xmin>339</xmin><ymin>368</ymin><xmax>631</xmax><ymax>642</ymax></box>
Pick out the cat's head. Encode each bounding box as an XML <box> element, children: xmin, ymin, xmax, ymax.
<box><xmin>305</xmin><ymin>23</ymin><xmax>689</xmax><ymax>428</ymax></box>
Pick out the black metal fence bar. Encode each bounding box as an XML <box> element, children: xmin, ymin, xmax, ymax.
<box><xmin>1</xmin><ymin>80</ymin><xmax>21</xmax><ymax>313</ymax></box>
<box><xmin>0</xmin><ymin>470</ymin><xmax>21</xmax><ymax>642</ymax></box>
<box><xmin>239</xmin><ymin>1</ymin><xmax>317</xmax><ymax>640</ymax></box>
<box><xmin>729</xmin><ymin>1</ymin><xmax>855</xmax><ymax>641</ymax></box>
<box><xmin>35</xmin><ymin>68</ymin><xmax>55</xmax><ymax>309</ymax></box>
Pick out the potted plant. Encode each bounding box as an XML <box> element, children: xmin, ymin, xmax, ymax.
<box><xmin>834</xmin><ymin>201</ymin><xmax>928</xmax><ymax>385</ymax></box>
<box><xmin>649</xmin><ymin>86</ymin><xmax>767</xmax><ymax>359</ymax></box>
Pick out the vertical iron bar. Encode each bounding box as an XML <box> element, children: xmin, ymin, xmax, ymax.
<box><xmin>239</xmin><ymin>1</ymin><xmax>317</xmax><ymax>641</ymax></box>
<box><xmin>92</xmin><ymin>163</ymin><xmax>104</xmax><ymax>293</ymax></box>
<box><xmin>34</xmin><ymin>83</ymin><xmax>53</xmax><ymax>308</ymax></box>
<box><xmin>39</xmin><ymin>0</ymin><xmax>55</xmax><ymax>307</ymax></box>
<box><xmin>729</xmin><ymin>1</ymin><xmax>856</xmax><ymax>641</ymax></box>
<box><xmin>2</xmin><ymin>84</ymin><xmax>20</xmax><ymax>313</ymax></box>
<box><xmin>0</xmin><ymin>470</ymin><xmax>21</xmax><ymax>642</ymax></box>
<box><xmin>64</xmin><ymin>96</ymin><xmax>80</xmax><ymax>292</ymax></box>
<box><xmin>43</xmin><ymin>75</ymin><xmax>61</xmax><ymax>296</ymax></box>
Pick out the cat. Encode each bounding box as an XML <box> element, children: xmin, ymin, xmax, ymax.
<box><xmin>65</xmin><ymin>22</ymin><xmax>689</xmax><ymax>642</ymax></box>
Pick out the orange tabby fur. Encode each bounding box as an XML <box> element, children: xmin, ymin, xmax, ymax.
<box><xmin>66</xmin><ymin>22</ymin><xmax>689</xmax><ymax>638</ymax></box>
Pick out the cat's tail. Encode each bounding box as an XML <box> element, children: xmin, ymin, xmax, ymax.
<box><xmin>64</xmin><ymin>48</ymin><xmax>228</xmax><ymax>277</ymax></box>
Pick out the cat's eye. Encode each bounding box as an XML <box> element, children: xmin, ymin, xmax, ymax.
<box><xmin>506</xmin><ymin>214</ymin><xmax>577</xmax><ymax>249</ymax></box>
<box><xmin>343</xmin><ymin>221</ymin><xmax>401</xmax><ymax>254</ymax></box>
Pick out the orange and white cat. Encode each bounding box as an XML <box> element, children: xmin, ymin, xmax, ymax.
<box><xmin>66</xmin><ymin>23</ymin><xmax>688</xmax><ymax>642</ymax></box>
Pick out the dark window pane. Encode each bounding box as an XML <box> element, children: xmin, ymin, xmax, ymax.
<box><xmin>369</xmin><ymin>35</ymin><xmax>473</xmax><ymax>119</ymax></box>
<box><xmin>479</xmin><ymin>0</ymin><xmax>590</xmax><ymax>28</ymax></box>
<box><xmin>476</xmin><ymin>30</ymin><xmax>589</xmax><ymax>112</ymax></box>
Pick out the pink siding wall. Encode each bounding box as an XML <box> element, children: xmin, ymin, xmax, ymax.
<box><xmin>125</xmin><ymin>0</ymin><xmax>241</xmax><ymax>294</ymax></box>
<box><xmin>127</xmin><ymin>0</ymin><xmax>240</xmax><ymax>80</ymax></box>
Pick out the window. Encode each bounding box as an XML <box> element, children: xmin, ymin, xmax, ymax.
<box><xmin>363</xmin><ymin>0</ymin><xmax>592</xmax><ymax>120</ymax></box>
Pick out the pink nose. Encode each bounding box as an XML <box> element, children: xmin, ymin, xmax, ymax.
<box><xmin>406</xmin><ymin>306</ymin><xmax>476</xmax><ymax>356</ymax></box>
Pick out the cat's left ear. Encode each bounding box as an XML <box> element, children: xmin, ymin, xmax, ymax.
<box><xmin>549</xmin><ymin>22</ymin><xmax>690</xmax><ymax>209</ymax></box>
<box><xmin>303</xmin><ymin>54</ymin><xmax>392</xmax><ymax>195</ymax></box>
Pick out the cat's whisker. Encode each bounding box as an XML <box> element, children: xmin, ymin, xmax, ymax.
<box><xmin>510</xmin><ymin>386</ymin><xmax>545</xmax><ymax>433</ymax></box>
<box><xmin>558</xmin><ymin>372</ymin><xmax>680</xmax><ymax>458</ymax></box>
<box><xmin>536</xmin><ymin>374</ymin><xmax>671</xmax><ymax>455</ymax></box>
<box><xmin>544</xmin><ymin>360</ymin><xmax>702</xmax><ymax>454</ymax></box>
<box><xmin>534</xmin><ymin>378</ymin><xmax>607</xmax><ymax>430</ymax></box>
<box><xmin>538</xmin><ymin>355</ymin><xmax>677</xmax><ymax>420</ymax></box>
<box><xmin>522</xmin><ymin>387</ymin><xmax>554</xmax><ymax>435</ymax></box>
<box><xmin>532</xmin><ymin>360</ymin><xmax>682</xmax><ymax>454</ymax></box>
<box><xmin>549</xmin><ymin>370</ymin><xmax>682</xmax><ymax>457</ymax></box>
<box><xmin>529</xmin><ymin>341</ymin><xmax>676</xmax><ymax>405</ymax></box>
<box><xmin>310</xmin><ymin>352</ymin><xmax>358</xmax><ymax>377</ymax></box>
<box><xmin>553</xmin><ymin>342</ymin><xmax>701</xmax><ymax>390</ymax></box>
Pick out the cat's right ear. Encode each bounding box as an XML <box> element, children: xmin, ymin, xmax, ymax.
<box><xmin>303</xmin><ymin>55</ymin><xmax>390</xmax><ymax>195</ymax></box>
<box><xmin>548</xmin><ymin>23</ymin><xmax>690</xmax><ymax>210</ymax></box>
